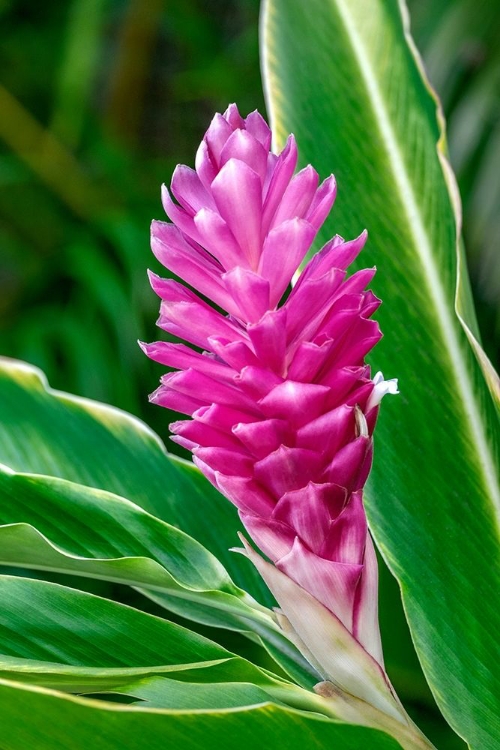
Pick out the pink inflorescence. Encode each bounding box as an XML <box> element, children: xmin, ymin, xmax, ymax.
<box><xmin>143</xmin><ymin>104</ymin><xmax>396</xmax><ymax>666</ymax></box>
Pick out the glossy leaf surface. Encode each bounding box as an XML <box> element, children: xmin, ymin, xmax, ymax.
<box><xmin>0</xmin><ymin>678</ymin><xmax>403</xmax><ymax>750</ymax></box>
<box><xmin>0</xmin><ymin>356</ymin><xmax>271</xmax><ymax>605</ymax></box>
<box><xmin>261</xmin><ymin>1</ymin><xmax>500</xmax><ymax>747</ymax></box>
<box><xmin>0</xmin><ymin>466</ymin><xmax>316</xmax><ymax>687</ymax></box>
<box><xmin>0</xmin><ymin>576</ymin><xmax>402</xmax><ymax>747</ymax></box>
<box><xmin>0</xmin><ymin>575</ymin><xmax>311</xmax><ymax>708</ymax></box>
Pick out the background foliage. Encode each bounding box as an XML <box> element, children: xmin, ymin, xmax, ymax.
<box><xmin>0</xmin><ymin>0</ymin><xmax>264</xmax><ymax>437</ymax></box>
<box><xmin>0</xmin><ymin>0</ymin><xmax>498</xmax><ymax>431</ymax></box>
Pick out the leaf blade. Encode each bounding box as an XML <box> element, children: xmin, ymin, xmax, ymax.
<box><xmin>0</xmin><ymin>678</ymin><xmax>404</xmax><ymax>750</ymax></box>
<box><xmin>0</xmin><ymin>467</ymin><xmax>317</xmax><ymax>688</ymax></box>
<box><xmin>261</xmin><ymin>0</ymin><xmax>500</xmax><ymax>746</ymax></box>
<box><xmin>0</xmin><ymin>356</ymin><xmax>272</xmax><ymax>604</ymax></box>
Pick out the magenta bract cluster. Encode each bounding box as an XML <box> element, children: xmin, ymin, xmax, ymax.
<box><xmin>144</xmin><ymin>104</ymin><xmax>385</xmax><ymax>665</ymax></box>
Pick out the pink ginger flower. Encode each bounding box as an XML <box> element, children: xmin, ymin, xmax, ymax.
<box><xmin>143</xmin><ymin>103</ymin><xmax>397</xmax><ymax>669</ymax></box>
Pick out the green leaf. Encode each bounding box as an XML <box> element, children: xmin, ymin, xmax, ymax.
<box><xmin>261</xmin><ymin>1</ymin><xmax>500</xmax><ymax>748</ymax></box>
<box><xmin>0</xmin><ymin>575</ymin><xmax>305</xmax><ymax>705</ymax></box>
<box><xmin>102</xmin><ymin>675</ymin><xmax>289</xmax><ymax>710</ymax></box>
<box><xmin>0</xmin><ymin>467</ymin><xmax>240</xmax><ymax>599</ymax></box>
<box><xmin>0</xmin><ymin>576</ymin><xmax>407</xmax><ymax>745</ymax></box>
<box><xmin>0</xmin><ymin>652</ymin><xmax>280</xmax><ymax>695</ymax></box>
<box><xmin>0</xmin><ymin>574</ymin><xmax>227</xmax><ymax>674</ymax></box>
<box><xmin>0</xmin><ymin>356</ymin><xmax>271</xmax><ymax>605</ymax></box>
<box><xmin>0</xmin><ymin>466</ymin><xmax>317</xmax><ymax>688</ymax></box>
<box><xmin>0</xmin><ymin>678</ymin><xmax>404</xmax><ymax>750</ymax></box>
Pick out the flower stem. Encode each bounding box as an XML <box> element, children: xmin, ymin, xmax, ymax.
<box><xmin>314</xmin><ymin>681</ymin><xmax>437</xmax><ymax>750</ymax></box>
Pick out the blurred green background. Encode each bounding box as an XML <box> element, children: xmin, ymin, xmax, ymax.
<box><xmin>0</xmin><ymin>0</ymin><xmax>499</xmax><ymax>442</ymax></box>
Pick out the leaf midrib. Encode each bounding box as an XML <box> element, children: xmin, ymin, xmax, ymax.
<box><xmin>262</xmin><ymin>0</ymin><xmax>500</xmax><ymax>528</ymax></box>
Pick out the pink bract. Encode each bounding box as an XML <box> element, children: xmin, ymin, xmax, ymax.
<box><xmin>143</xmin><ymin>103</ymin><xmax>397</xmax><ymax>667</ymax></box>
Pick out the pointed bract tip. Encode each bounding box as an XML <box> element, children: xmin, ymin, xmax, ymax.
<box><xmin>229</xmin><ymin>544</ymin><xmax>247</xmax><ymax>557</ymax></box>
<box><xmin>230</xmin><ymin>532</ymin><xmax>255</xmax><ymax>558</ymax></box>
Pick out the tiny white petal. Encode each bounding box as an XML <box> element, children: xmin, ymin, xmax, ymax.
<box><xmin>367</xmin><ymin>372</ymin><xmax>399</xmax><ymax>411</ymax></box>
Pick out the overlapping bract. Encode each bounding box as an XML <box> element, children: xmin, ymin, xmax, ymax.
<box><xmin>143</xmin><ymin>104</ymin><xmax>396</xmax><ymax>667</ymax></box>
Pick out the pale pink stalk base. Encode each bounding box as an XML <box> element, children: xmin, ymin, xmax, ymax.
<box><xmin>143</xmin><ymin>104</ymin><xmax>393</xmax><ymax>666</ymax></box>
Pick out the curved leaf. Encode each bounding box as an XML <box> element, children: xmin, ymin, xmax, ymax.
<box><xmin>0</xmin><ymin>576</ymin><xmax>405</xmax><ymax>746</ymax></box>
<box><xmin>400</xmin><ymin>4</ymin><xmax>500</xmax><ymax>411</ymax></box>
<box><xmin>0</xmin><ymin>574</ymin><xmax>227</xmax><ymax>676</ymax></box>
<box><xmin>261</xmin><ymin>0</ymin><xmax>500</xmax><ymax>747</ymax></box>
<box><xmin>103</xmin><ymin>675</ymin><xmax>290</xmax><ymax>710</ymax></box>
<box><xmin>0</xmin><ymin>678</ymin><xmax>403</xmax><ymax>750</ymax></box>
<box><xmin>0</xmin><ymin>357</ymin><xmax>271</xmax><ymax>604</ymax></box>
<box><xmin>0</xmin><ymin>467</ymin><xmax>317</xmax><ymax>688</ymax></box>
<box><xmin>0</xmin><ymin>575</ymin><xmax>306</xmax><ymax>708</ymax></box>
<box><xmin>0</xmin><ymin>656</ymin><xmax>296</xmax><ymax>699</ymax></box>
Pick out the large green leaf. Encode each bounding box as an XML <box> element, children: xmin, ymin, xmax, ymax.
<box><xmin>0</xmin><ymin>678</ymin><xmax>403</xmax><ymax>750</ymax></box>
<box><xmin>0</xmin><ymin>356</ymin><xmax>271</xmax><ymax>605</ymax></box>
<box><xmin>0</xmin><ymin>575</ymin><xmax>310</xmax><ymax>707</ymax></box>
<box><xmin>0</xmin><ymin>576</ymin><xmax>405</xmax><ymax>747</ymax></box>
<box><xmin>261</xmin><ymin>1</ymin><xmax>500</xmax><ymax>748</ymax></box>
<box><xmin>0</xmin><ymin>574</ymin><xmax>226</xmax><ymax>664</ymax></box>
<box><xmin>0</xmin><ymin>466</ymin><xmax>317</xmax><ymax>688</ymax></box>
